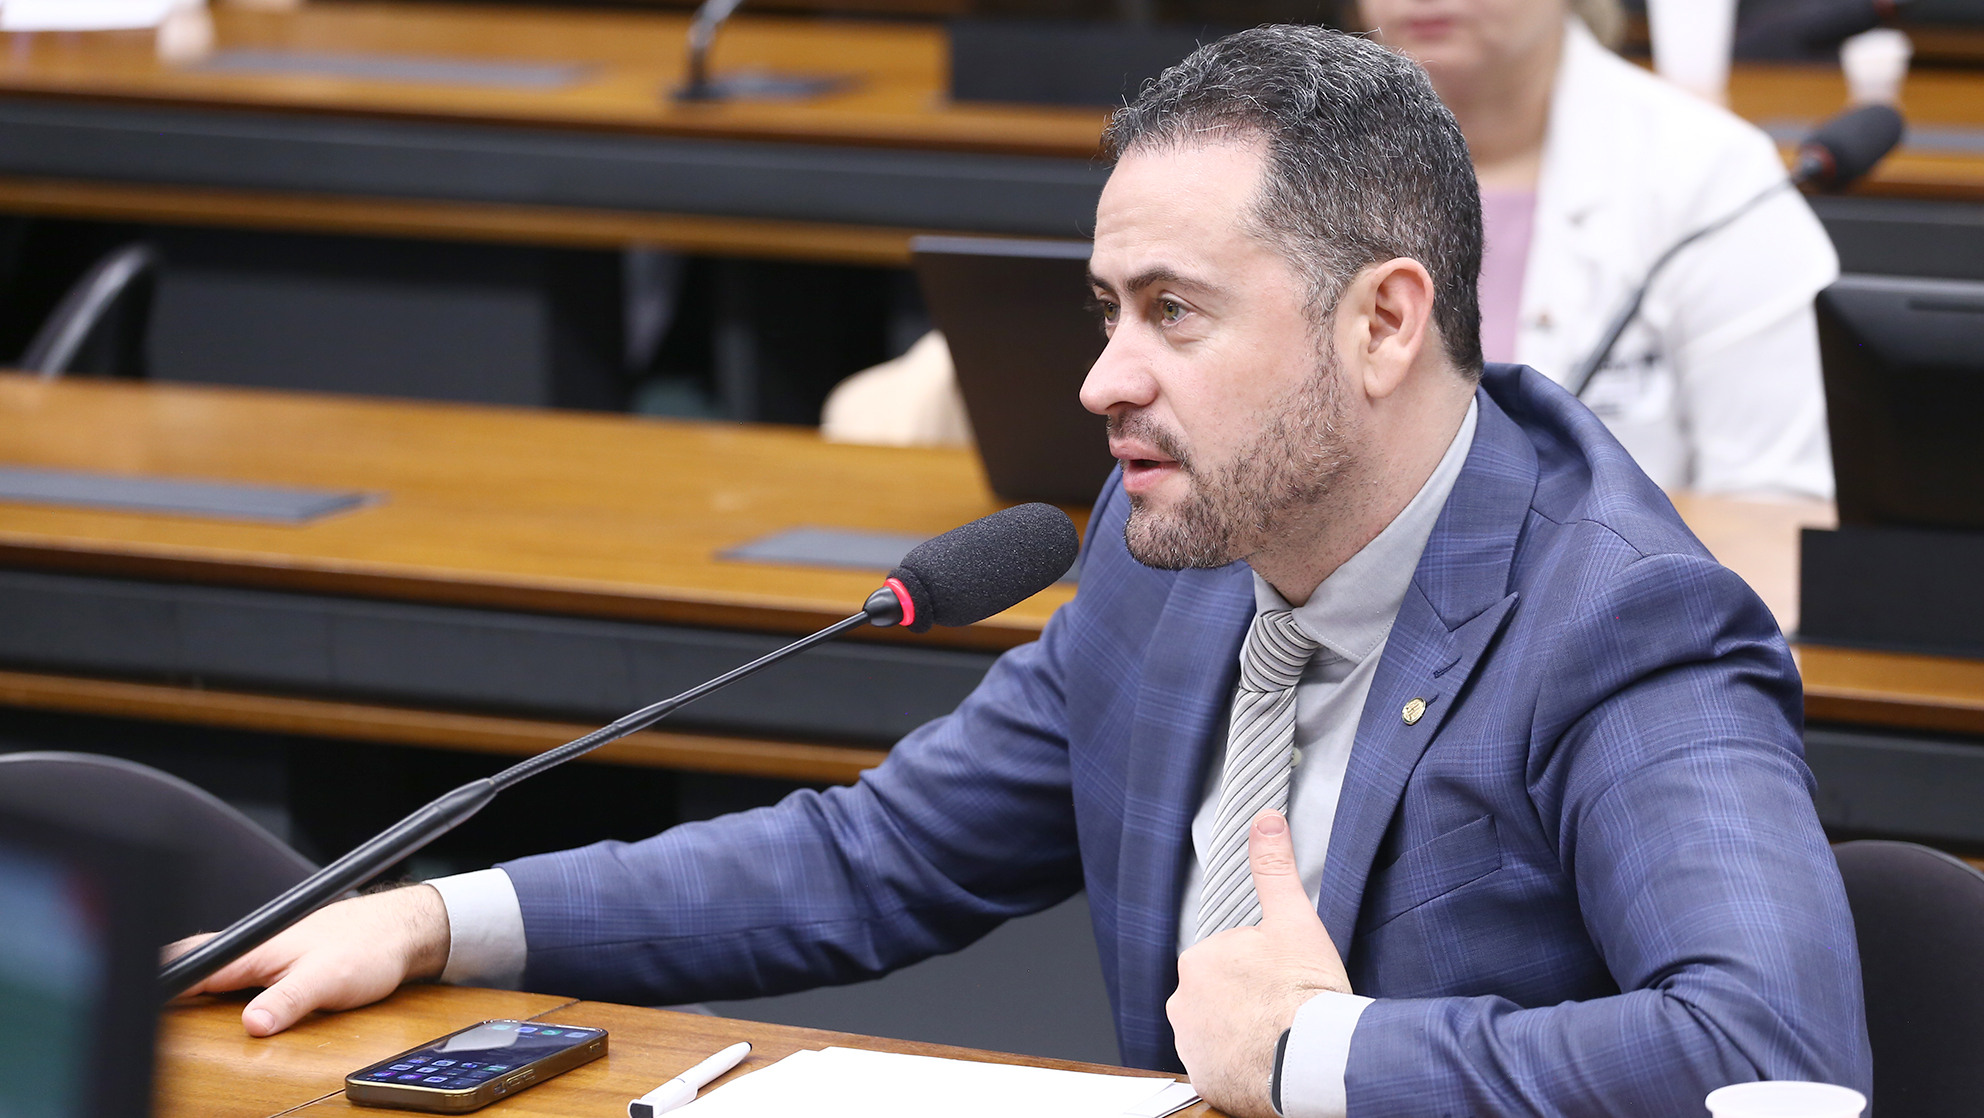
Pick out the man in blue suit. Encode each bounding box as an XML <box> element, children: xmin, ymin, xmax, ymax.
<box><xmin>181</xmin><ymin>26</ymin><xmax>1868</xmax><ymax>1118</ymax></box>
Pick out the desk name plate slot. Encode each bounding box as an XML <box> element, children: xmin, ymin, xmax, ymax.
<box><xmin>723</xmin><ymin>526</ymin><xmax>1078</xmax><ymax>584</ymax></box>
<box><xmin>0</xmin><ymin>466</ymin><xmax>371</xmax><ymax>524</ymax></box>
<box><xmin>196</xmin><ymin>50</ymin><xmax>594</xmax><ymax>91</ymax></box>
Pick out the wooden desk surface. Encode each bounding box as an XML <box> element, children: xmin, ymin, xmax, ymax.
<box><xmin>0</xmin><ymin>373</ymin><xmax>1074</xmax><ymax>653</ymax></box>
<box><xmin>157</xmin><ymin>986</ymin><xmax>577</xmax><ymax>1118</ymax></box>
<box><xmin>159</xmin><ymin>988</ymin><xmax>1214</xmax><ymax>1118</ymax></box>
<box><xmin>0</xmin><ymin>2</ymin><xmax>1109</xmax><ymax>158</ymax></box>
<box><xmin>4</xmin><ymin>375</ymin><xmax>1983</xmax><ymax>772</ymax></box>
<box><xmin>1726</xmin><ymin>64</ymin><xmax>1984</xmax><ymax>204</ymax></box>
<box><xmin>0</xmin><ymin>3</ymin><xmax>1113</xmax><ymax>262</ymax></box>
<box><xmin>0</xmin><ymin>373</ymin><xmax>1070</xmax><ymax>779</ymax></box>
<box><xmin>0</xmin><ymin>2</ymin><xmax>1974</xmax><ymax>168</ymax></box>
<box><xmin>0</xmin><ymin>1</ymin><xmax>1975</xmax><ymax>262</ymax></box>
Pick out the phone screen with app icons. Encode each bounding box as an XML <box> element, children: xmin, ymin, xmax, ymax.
<box><xmin>347</xmin><ymin>1019</ymin><xmax>606</xmax><ymax>1110</ymax></box>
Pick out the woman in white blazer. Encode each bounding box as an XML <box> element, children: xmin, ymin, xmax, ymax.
<box><xmin>1361</xmin><ymin>0</ymin><xmax>1839</xmax><ymax>498</ymax></box>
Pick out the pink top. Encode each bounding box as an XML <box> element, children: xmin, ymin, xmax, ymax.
<box><xmin>1477</xmin><ymin>188</ymin><xmax>1538</xmax><ymax>365</ymax></box>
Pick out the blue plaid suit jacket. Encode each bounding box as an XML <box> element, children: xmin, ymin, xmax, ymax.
<box><xmin>503</xmin><ymin>364</ymin><xmax>1870</xmax><ymax>1114</ymax></box>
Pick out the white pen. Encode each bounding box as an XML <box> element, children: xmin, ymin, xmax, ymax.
<box><xmin>627</xmin><ymin>1041</ymin><xmax>752</xmax><ymax>1118</ymax></box>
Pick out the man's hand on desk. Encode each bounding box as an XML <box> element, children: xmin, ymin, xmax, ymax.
<box><xmin>1168</xmin><ymin>812</ymin><xmax>1352</xmax><ymax>1118</ymax></box>
<box><xmin>163</xmin><ymin>884</ymin><xmax>450</xmax><ymax>1036</ymax></box>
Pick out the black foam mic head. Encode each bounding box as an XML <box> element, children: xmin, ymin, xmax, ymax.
<box><xmin>884</xmin><ymin>503</ymin><xmax>1080</xmax><ymax>632</ymax></box>
<box><xmin>1797</xmin><ymin>103</ymin><xmax>1905</xmax><ymax>190</ymax></box>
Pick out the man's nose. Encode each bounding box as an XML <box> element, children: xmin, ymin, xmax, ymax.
<box><xmin>1079</xmin><ymin>327</ymin><xmax>1159</xmax><ymax>417</ymax></box>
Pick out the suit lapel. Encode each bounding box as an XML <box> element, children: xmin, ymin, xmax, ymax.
<box><xmin>1114</xmin><ymin>561</ymin><xmax>1252</xmax><ymax>1070</ymax></box>
<box><xmin>1317</xmin><ymin>386</ymin><xmax>1541</xmax><ymax>952</ymax></box>
<box><xmin>1524</xmin><ymin>20</ymin><xmax>1627</xmax><ymax>375</ymax></box>
<box><xmin>1316</xmin><ymin>589</ymin><xmax>1517</xmax><ymax>949</ymax></box>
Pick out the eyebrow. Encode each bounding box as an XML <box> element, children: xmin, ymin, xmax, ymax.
<box><xmin>1087</xmin><ymin>265</ymin><xmax>1226</xmax><ymax>300</ymax></box>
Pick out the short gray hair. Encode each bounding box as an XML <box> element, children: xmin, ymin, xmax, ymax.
<box><xmin>1102</xmin><ymin>26</ymin><xmax>1483</xmax><ymax>376</ymax></box>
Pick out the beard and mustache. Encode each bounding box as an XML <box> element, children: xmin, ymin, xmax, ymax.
<box><xmin>1112</xmin><ymin>347</ymin><xmax>1355</xmax><ymax>571</ymax></box>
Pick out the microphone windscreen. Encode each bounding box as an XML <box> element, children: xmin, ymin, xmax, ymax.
<box><xmin>1800</xmin><ymin>103</ymin><xmax>1905</xmax><ymax>189</ymax></box>
<box><xmin>889</xmin><ymin>503</ymin><xmax>1080</xmax><ymax>632</ymax></box>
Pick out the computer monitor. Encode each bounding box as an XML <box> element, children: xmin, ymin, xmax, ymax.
<box><xmin>0</xmin><ymin>804</ymin><xmax>177</xmax><ymax>1118</ymax></box>
<box><xmin>911</xmin><ymin>235</ymin><xmax>1116</xmax><ymax>508</ymax></box>
<box><xmin>1816</xmin><ymin>273</ymin><xmax>1984</xmax><ymax>531</ymax></box>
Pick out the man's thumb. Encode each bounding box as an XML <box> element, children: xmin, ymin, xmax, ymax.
<box><xmin>242</xmin><ymin>976</ymin><xmax>311</xmax><ymax>1036</ymax></box>
<box><xmin>1248</xmin><ymin>811</ymin><xmax>1321</xmax><ymax>930</ymax></box>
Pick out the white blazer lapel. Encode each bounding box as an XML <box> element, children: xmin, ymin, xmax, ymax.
<box><xmin>1518</xmin><ymin>19</ymin><xmax>1639</xmax><ymax>385</ymax></box>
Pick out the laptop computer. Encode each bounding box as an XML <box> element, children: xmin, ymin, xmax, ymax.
<box><xmin>1817</xmin><ymin>273</ymin><xmax>1984</xmax><ymax>530</ymax></box>
<box><xmin>911</xmin><ymin>235</ymin><xmax>1117</xmax><ymax>508</ymax></box>
<box><xmin>0</xmin><ymin>803</ymin><xmax>179</xmax><ymax>1118</ymax></box>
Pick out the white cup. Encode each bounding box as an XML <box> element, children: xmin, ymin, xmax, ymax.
<box><xmin>1841</xmin><ymin>28</ymin><xmax>1913</xmax><ymax>106</ymax></box>
<box><xmin>155</xmin><ymin>1</ymin><xmax>215</xmax><ymax>65</ymax></box>
<box><xmin>1647</xmin><ymin>0</ymin><xmax>1740</xmax><ymax>104</ymax></box>
<box><xmin>1705</xmin><ymin>1081</ymin><xmax>1868</xmax><ymax>1118</ymax></box>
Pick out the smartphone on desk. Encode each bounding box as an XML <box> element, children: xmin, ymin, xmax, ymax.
<box><xmin>345</xmin><ymin>1019</ymin><xmax>608</xmax><ymax>1113</ymax></box>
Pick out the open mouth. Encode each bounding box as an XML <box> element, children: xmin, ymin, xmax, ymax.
<box><xmin>1106</xmin><ymin>416</ymin><xmax>1189</xmax><ymax>494</ymax></box>
<box><xmin>1118</xmin><ymin>454</ymin><xmax>1182</xmax><ymax>496</ymax></box>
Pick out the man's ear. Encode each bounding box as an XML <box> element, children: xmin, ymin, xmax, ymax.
<box><xmin>1334</xmin><ymin>258</ymin><xmax>1438</xmax><ymax>402</ymax></box>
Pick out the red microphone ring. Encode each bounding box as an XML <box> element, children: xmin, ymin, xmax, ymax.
<box><xmin>885</xmin><ymin>577</ymin><xmax>916</xmax><ymax>628</ymax></box>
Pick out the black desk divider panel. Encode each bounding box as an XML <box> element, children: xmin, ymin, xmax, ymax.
<box><xmin>1910</xmin><ymin>0</ymin><xmax>1984</xmax><ymax>22</ymax></box>
<box><xmin>947</xmin><ymin>19</ymin><xmax>1232</xmax><ymax>107</ymax></box>
<box><xmin>1809</xmin><ymin>197</ymin><xmax>1984</xmax><ymax>284</ymax></box>
<box><xmin>0</xmin><ymin>569</ymin><xmax>996</xmax><ymax>744</ymax></box>
<box><xmin>1800</xmin><ymin>525</ymin><xmax>1984</xmax><ymax>659</ymax></box>
<box><xmin>1804</xmin><ymin>725</ymin><xmax>1984</xmax><ymax>846</ymax></box>
<box><xmin>0</xmin><ymin>97</ymin><xmax>1110</xmax><ymax>237</ymax></box>
<box><xmin>0</xmin><ymin>466</ymin><xmax>371</xmax><ymax>524</ymax></box>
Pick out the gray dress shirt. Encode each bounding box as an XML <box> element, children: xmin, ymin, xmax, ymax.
<box><xmin>1178</xmin><ymin>399</ymin><xmax>1477</xmax><ymax>1118</ymax></box>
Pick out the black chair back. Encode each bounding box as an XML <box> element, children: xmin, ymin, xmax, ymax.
<box><xmin>1834</xmin><ymin>839</ymin><xmax>1984</xmax><ymax>1118</ymax></box>
<box><xmin>0</xmin><ymin>751</ymin><xmax>315</xmax><ymax>941</ymax></box>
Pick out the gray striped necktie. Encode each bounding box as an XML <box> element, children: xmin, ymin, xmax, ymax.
<box><xmin>1194</xmin><ymin>608</ymin><xmax>1322</xmax><ymax>942</ymax></box>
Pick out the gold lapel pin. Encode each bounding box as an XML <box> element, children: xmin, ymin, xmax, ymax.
<box><xmin>1402</xmin><ymin>698</ymin><xmax>1428</xmax><ymax>725</ymax></box>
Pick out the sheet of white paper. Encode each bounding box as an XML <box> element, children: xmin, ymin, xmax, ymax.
<box><xmin>1123</xmin><ymin>1080</ymin><xmax>1202</xmax><ymax>1118</ymax></box>
<box><xmin>1</xmin><ymin>0</ymin><xmax>188</xmax><ymax>31</ymax></box>
<box><xmin>671</xmin><ymin>1046</ymin><xmax>1187</xmax><ymax>1118</ymax></box>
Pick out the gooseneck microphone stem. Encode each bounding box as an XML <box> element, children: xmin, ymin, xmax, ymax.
<box><xmin>1564</xmin><ymin>178</ymin><xmax>1790</xmax><ymax>399</ymax></box>
<box><xmin>495</xmin><ymin>610</ymin><xmax>873</xmax><ymax>791</ymax></box>
<box><xmin>1567</xmin><ymin>102</ymin><xmax>1905</xmax><ymax>399</ymax></box>
<box><xmin>156</xmin><ymin>502</ymin><xmax>1079</xmax><ymax>1004</ymax></box>
<box><xmin>678</xmin><ymin>0</ymin><xmax>746</xmax><ymax>101</ymax></box>
<box><xmin>158</xmin><ymin>608</ymin><xmax>875</xmax><ymax>1002</ymax></box>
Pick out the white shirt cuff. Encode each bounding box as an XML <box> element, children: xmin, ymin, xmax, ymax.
<box><xmin>424</xmin><ymin>868</ymin><xmax>527</xmax><ymax>990</ymax></box>
<box><xmin>1277</xmin><ymin>991</ymin><xmax>1375</xmax><ymax>1118</ymax></box>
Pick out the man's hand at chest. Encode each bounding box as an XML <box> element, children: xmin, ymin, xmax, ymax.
<box><xmin>1168</xmin><ymin>811</ymin><xmax>1353</xmax><ymax>1118</ymax></box>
